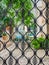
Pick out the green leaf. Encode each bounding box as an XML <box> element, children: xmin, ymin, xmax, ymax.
<box><xmin>7</xmin><ymin>8</ymin><xmax>15</xmax><ymax>18</ymax></box>
<box><xmin>0</xmin><ymin>0</ymin><xmax>9</xmax><ymax>10</ymax></box>
<box><xmin>13</xmin><ymin>0</ymin><xmax>20</xmax><ymax>10</ymax></box>
<box><xmin>24</xmin><ymin>16</ymin><xmax>31</xmax><ymax>26</ymax></box>
<box><xmin>24</xmin><ymin>0</ymin><xmax>33</xmax><ymax>11</ymax></box>
<box><xmin>37</xmin><ymin>37</ymin><xmax>45</xmax><ymax>43</ymax></box>
<box><xmin>30</xmin><ymin>39</ymin><xmax>40</xmax><ymax>49</ymax></box>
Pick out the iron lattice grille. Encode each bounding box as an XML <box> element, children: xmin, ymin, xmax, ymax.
<box><xmin>0</xmin><ymin>0</ymin><xmax>49</xmax><ymax>65</ymax></box>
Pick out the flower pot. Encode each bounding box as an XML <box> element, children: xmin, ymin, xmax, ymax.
<box><xmin>2</xmin><ymin>35</ymin><xmax>7</xmax><ymax>40</ymax></box>
<box><xmin>6</xmin><ymin>26</ymin><xmax>11</xmax><ymax>31</ymax></box>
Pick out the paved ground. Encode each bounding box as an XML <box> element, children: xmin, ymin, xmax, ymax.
<box><xmin>0</xmin><ymin>41</ymin><xmax>49</xmax><ymax>65</ymax></box>
<box><xmin>0</xmin><ymin>37</ymin><xmax>49</xmax><ymax>65</ymax></box>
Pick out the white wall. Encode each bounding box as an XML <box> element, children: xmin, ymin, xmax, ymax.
<box><xmin>36</xmin><ymin>0</ymin><xmax>47</xmax><ymax>38</ymax></box>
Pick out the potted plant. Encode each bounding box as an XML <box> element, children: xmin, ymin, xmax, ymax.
<box><xmin>30</xmin><ymin>39</ymin><xmax>40</xmax><ymax>49</ymax></box>
<box><xmin>3</xmin><ymin>17</ymin><xmax>10</xmax><ymax>30</ymax></box>
<box><xmin>3</xmin><ymin>16</ymin><xmax>15</xmax><ymax>34</ymax></box>
<box><xmin>2</xmin><ymin>32</ymin><xmax>7</xmax><ymax>40</ymax></box>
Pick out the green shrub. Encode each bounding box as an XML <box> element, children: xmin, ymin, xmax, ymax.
<box><xmin>30</xmin><ymin>37</ymin><xmax>48</xmax><ymax>49</ymax></box>
<box><xmin>0</xmin><ymin>0</ymin><xmax>34</xmax><ymax>27</ymax></box>
<box><xmin>30</xmin><ymin>39</ymin><xmax>40</xmax><ymax>49</ymax></box>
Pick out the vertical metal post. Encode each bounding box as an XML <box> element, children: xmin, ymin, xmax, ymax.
<box><xmin>33</xmin><ymin>0</ymin><xmax>37</xmax><ymax>65</ymax></box>
<box><xmin>21</xmin><ymin>2</ymin><xmax>25</xmax><ymax>51</ymax></box>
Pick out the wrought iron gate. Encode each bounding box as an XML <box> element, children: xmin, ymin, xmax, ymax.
<box><xmin>0</xmin><ymin>0</ymin><xmax>49</xmax><ymax>65</ymax></box>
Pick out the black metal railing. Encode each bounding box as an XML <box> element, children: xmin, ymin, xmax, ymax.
<box><xmin>0</xmin><ymin>0</ymin><xmax>49</xmax><ymax>65</ymax></box>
